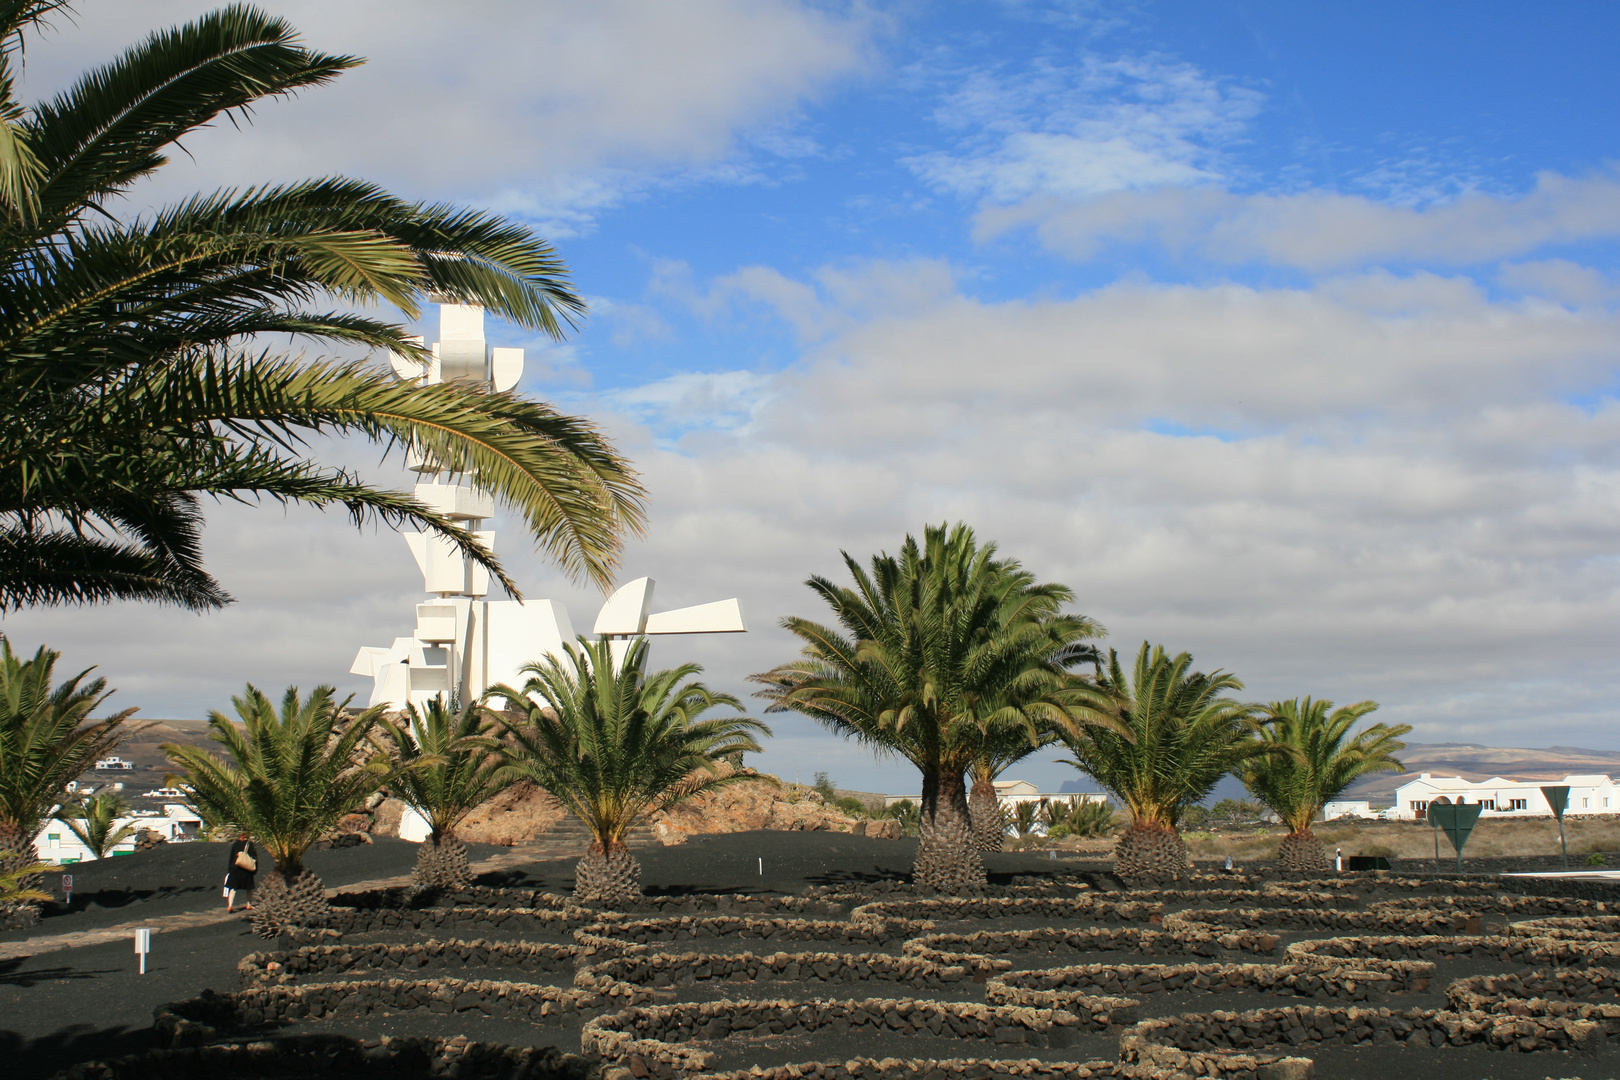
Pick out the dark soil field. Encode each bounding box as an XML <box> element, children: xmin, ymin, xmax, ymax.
<box><xmin>4</xmin><ymin>832</ymin><xmax>1616</xmax><ymax>1080</ymax></box>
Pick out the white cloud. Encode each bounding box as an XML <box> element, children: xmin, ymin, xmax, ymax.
<box><xmin>28</xmin><ymin>0</ymin><xmax>875</xmax><ymax>230</ymax></box>
<box><xmin>905</xmin><ymin>53</ymin><xmax>1262</xmax><ymax>202</ymax></box>
<box><xmin>977</xmin><ymin>169</ymin><xmax>1620</xmax><ymax>269</ymax></box>
<box><xmin>11</xmin><ymin>258</ymin><xmax>1620</xmax><ymax>787</ymax></box>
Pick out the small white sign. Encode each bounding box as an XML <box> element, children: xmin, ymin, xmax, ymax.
<box><xmin>134</xmin><ymin>928</ymin><xmax>152</xmax><ymax>974</ymax></box>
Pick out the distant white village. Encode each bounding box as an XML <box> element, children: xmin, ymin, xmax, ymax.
<box><xmin>1326</xmin><ymin>773</ymin><xmax>1619</xmax><ymax>822</ymax></box>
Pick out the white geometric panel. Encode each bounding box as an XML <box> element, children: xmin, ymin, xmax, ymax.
<box><xmin>593</xmin><ymin>577</ymin><xmax>655</xmax><ymax>635</ymax></box>
<box><xmin>491</xmin><ymin>347</ymin><xmax>523</xmax><ymax>392</ymax></box>
<box><xmin>644</xmin><ymin>598</ymin><xmax>747</xmax><ymax>635</ymax></box>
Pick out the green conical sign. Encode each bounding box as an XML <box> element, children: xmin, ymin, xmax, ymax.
<box><xmin>1541</xmin><ymin>785</ymin><xmax>1571</xmax><ymax>868</ymax></box>
<box><xmin>1428</xmin><ymin>802</ymin><xmax>1483</xmax><ymax>871</ymax></box>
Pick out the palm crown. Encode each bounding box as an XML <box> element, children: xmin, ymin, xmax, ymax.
<box><xmin>1240</xmin><ymin>697</ymin><xmax>1408</xmax><ymax>837</ymax></box>
<box><xmin>163</xmin><ymin>684</ymin><xmax>394</xmax><ymax>881</ymax></box>
<box><xmin>377</xmin><ymin>697</ymin><xmax>509</xmax><ymax>844</ymax></box>
<box><xmin>494</xmin><ymin>637</ymin><xmax>769</xmax><ymax>905</ymax></box>
<box><xmin>60</xmin><ymin>790</ymin><xmax>136</xmax><ymax>860</ymax></box>
<box><xmin>1060</xmin><ymin>643</ymin><xmax>1261</xmax><ymax>832</ymax></box>
<box><xmin>0</xmin><ymin>635</ymin><xmax>138</xmax><ymax>860</ymax></box>
<box><xmin>752</xmin><ymin>523</ymin><xmax>1107</xmax><ymax>889</ymax></box>
<box><xmin>0</xmin><ymin>3</ymin><xmax>644</xmax><ymax>611</ymax></box>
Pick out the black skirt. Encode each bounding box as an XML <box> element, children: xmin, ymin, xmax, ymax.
<box><xmin>225</xmin><ymin>841</ymin><xmax>257</xmax><ymax>890</ymax></box>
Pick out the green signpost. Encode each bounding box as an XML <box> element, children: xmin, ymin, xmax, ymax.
<box><xmin>1428</xmin><ymin>802</ymin><xmax>1483</xmax><ymax>871</ymax></box>
<box><xmin>1541</xmin><ymin>785</ymin><xmax>1571</xmax><ymax>869</ymax></box>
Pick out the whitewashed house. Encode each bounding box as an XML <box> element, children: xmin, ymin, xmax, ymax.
<box><xmin>33</xmin><ymin>803</ymin><xmax>201</xmax><ymax>864</ymax></box>
<box><xmin>1321</xmin><ymin>800</ymin><xmax>1376</xmax><ymax>820</ymax></box>
<box><xmin>1386</xmin><ymin>773</ymin><xmax>1619</xmax><ymax>821</ymax></box>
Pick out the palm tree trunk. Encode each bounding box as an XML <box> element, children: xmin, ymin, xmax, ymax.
<box><xmin>412</xmin><ymin>829</ymin><xmax>473</xmax><ymax>891</ymax></box>
<box><xmin>249</xmin><ymin>859</ymin><xmax>332</xmax><ymax>938</ymax></box>
<box><xmin>968</xmin><ymin>775</ymin><xmax>1004</xmax><ymax>853</ymax></box>
<box><xmin>914</xmin><ymin>769</ymin><xmax>986</xmax><ymax>891</ymax></box>
<box><xmin>1113</xmin><ymin>819</ymin><xmax>1191</xmax><ymax>880</ymax></box>
<box><xmin>1278</xmin><ymin>829</ymin><xmax>1330</xmax><ymax>872</ymax></box>
<box><xmin>575</xmin><ymin>839</ymin><xmax>641</xmax><ymax>907</ymax></box>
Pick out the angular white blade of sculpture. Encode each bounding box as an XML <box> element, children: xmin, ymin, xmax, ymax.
<box><xmin>592</xmin><ymin>577</ymin><xmax>747</xmax><ymax>667</ymax></box>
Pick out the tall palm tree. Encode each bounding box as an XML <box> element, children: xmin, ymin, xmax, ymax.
<box><xmin>752</xmin><ymin>523</ymin><xmax>1110</xmax><ymax>891</ymax></box>
<box><xmin>1058</xmin><ymin>643</ymin><xmax>1261</xmax><ymax>879</ymax></box>
<box><xmin>60</xmin><ymin>790</ymin><xmax>137</xmax><ymax>860</ymax></box>
<box><xmin>376</xmin><ymin>697</ymin><xmax>512</xmax><ymax>890</ymax></box>
<box><xmin>1239</xmin><ymin>697</ymin><xmax>1409</xmax><ymax>871</ymax></box>
<box><xmin>493</xmin><ymin>637</ymin><xmax>770</xmax><ymax>907</ymax></box>
<box><xmin>0</xmin><ymin>3</ymin><xmax>644</xmax><ymax>611</ymax></box>
<box><xmin>163</xmin><ymin>684</ymin><xmax>394</xmax><ymax>934</ymax></box>
<box><xmin>0</xmin><ymin>636</ymin><xmax>138</xmax><ymax>874</ymax></box>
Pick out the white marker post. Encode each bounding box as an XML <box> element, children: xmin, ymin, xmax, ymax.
<box><xmin>134</xmin><ymin>928</ymin><xmax>152</xmax><ymax>974</ymax></box>
<box><xmin>758</xmin><ymin>858</ymin><xmax>763</xmax><ymax>876</ymax></box>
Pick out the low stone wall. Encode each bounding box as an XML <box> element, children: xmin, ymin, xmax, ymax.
<box><xmin>581</xmin><ymin>998</ymin><xmax>1089</xmax><ymax>1079</ymax></box>
<box><xmin>576</xmin><ymin>916</ymin><xmax>931</xmax><ymax>951</ymax></box>
<box><xmin>1119</xmin><ymin>1002</ymin><xmax>1605</xmax><ymax>1075</ymax></box>
<box><xmin>1166</xmin><ymin>906</ymin><xmax>1478</xmax><ymax>936</ymax></box>
<box><xmin>687</xmin><ymin>1057</ymin><xmax>1127</xmax><ymax>1080</ymax></box>
<box><xmin>850</xmin><ymin>897</ymin><xmax>1162</xmax><ymax>925</ymax></box>
<box><xmin>1365</xmin><ymin>893</ymin><xmax>1607</xmax><ymax>917</ymax></box>
<box><xmin>574</xmin><ymin>950</ymin><xmax>970</xmax><ymax>999</ymax></box>
<box><xmin>1448</xmin><ymin>966</ymin><xmax>1620</xmax><ymax>1013</ymax></box>
<box><xmin>50</xmin><ymin>1036</ymin><xmax>596</xmax><ymax>1080</ymax></box>
<box><xmin>239</xmin><ymin>938</ymin><xmax>580</xmax><ymax>987</ymax></box>
<box><xmin>155</xmin><ymin>978</ymin><xmax>604</xmax><ymax>1046</ymax></box>
<box><xmin>903</xmin><ymin>925</ymin><xmax>1281</xmax><ymax>965</ymax></box>
<box><xmin>1286</xmin><ymin>931</ymin><xmax>1620</xmax><ymax>967</ymax></box>
<box><xmin>987</xmin><ymin>957</ymin><xmax>1433</xmax><ymax>1014</ymax></box>
<box><xmin>330</xmin><ymin>905</ymin><xmax>590</xmax><ymax>935</ymax></box>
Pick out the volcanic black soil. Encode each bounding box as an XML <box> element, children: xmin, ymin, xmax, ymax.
<box><xmin>4</xmin><ymin>832</ymin><xmax>1615</xmax><ymax>1080</ymax></box>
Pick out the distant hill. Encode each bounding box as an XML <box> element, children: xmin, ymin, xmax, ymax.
<box><xmin>75</xmin><ymin>718</ymin><xmax>214</xmax><ymax>802</ymax></box>
<box><xmin>1341</xmin><ymin>742</ymin><xmax>1620</xmax><ymax>802</ymax></box>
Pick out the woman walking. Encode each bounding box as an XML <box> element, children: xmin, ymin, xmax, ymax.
<box><xmin>225</xmin><ymin>831</ymin><xmax>257</xmax><ymax>912</ymax></box>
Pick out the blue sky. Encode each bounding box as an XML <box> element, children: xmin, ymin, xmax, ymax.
<box><xmin>7</xmin><ymin>1</ymin><xmax>1620</xmax><ymax>795</ymax></box>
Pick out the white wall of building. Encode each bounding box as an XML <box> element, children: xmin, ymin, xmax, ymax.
<box><xmin>1386</xmin><ymin>773</ymin><xmax>1618</xmax><ymax>821</ymax></box>
<box><xmin>32</xmin><ymin>803</ymin><xmax>202</xmax><ymax>864</ymax></box>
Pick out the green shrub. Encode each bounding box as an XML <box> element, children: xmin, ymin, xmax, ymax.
<box><xmin>1587</xmin><ymin>852</ymin><xmax>1606</xmax><ymax>867</ymax></box>
<box><xmin>1046</xmin><ymin>823</ymin><xmax>1071</xmax><ymax>839</ymax></box>
<box><xmin>813</xmin><ymin>771</ymin><xmax>837</xmax><ymax>804</ymax></box>
<box><xmin>1068</xmin><ymin>800</ymin><xmax>1118</xmax><ymax>838</ymax></box>
<box><xmin>835</xmin><ymin>796</ymin><xmax>867</xmax><ymax>817</ymax></box>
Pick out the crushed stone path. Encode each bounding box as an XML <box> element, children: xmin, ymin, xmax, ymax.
<box><xmin>0</xmin><ymin>843</ymin><xmax>563</xmax><ymax>962</ymax></box>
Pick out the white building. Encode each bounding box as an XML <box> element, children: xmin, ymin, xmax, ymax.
<box><xmin>93</xmin><ymin>756</ymin><xmax>133</xmax><ymax>771</ymax></box>
<box><xmin>1386</xmin><ymin>773</ymin><xmax>1619</xmax><ymax>821</ymax></box>
<box><xmin>1321</xmin><ymin>799</ymin><xmax>1376</xmax><ymax>820</ymax></box>
<box><xmin>33</xmin><ymin>803</ymin><xmax>202</xmax><ymax>864</ymax></box>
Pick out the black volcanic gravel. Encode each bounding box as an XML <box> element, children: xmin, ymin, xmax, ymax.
<box><xmin>6</xmin><ymin>833</ymin><xmax>1616</xmax><ymax>1080</ymax></box>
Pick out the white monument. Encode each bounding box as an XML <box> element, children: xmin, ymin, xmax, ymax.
<box><xmin>351</xmin><ymin>301</ymin><xmax>746</xmax><ymax>711</ymax></box>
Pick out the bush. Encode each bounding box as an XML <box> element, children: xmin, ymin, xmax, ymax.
<box><xmin>835</xmin><ymin>796</ymin><xmax>867</xmax><ymax>818</ymax></box>
<box><xmin>813</xmin><ymin>772</ymin><xmax>837</xmax><ymax>804</ymax></box>
<box><xmin>1587</xmin><ymin>852</ymin><xmax>1606</xmax><ymax>867</ymax></box>
<box><xmin>1046</xmin><ymin>823</ymin><xmax>1071</xmax><ymax>839</ymax></box>
<box><xmin>883</xmin><ymin>799</ymin><xmax>920</xmax><ymax>837</ymax></box>
<box><xmin>1068</xmin><ymin>800</ymin><xmax>1118</xmax><ymax>838</ymax></box>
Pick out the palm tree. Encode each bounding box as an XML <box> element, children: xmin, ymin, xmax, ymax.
<box><xmin>752</xmin><ymin>523</ymin><xmax>1111</xmax><ymax>891</ymax></box>
<box><xmin>1239</xmin><ymin>697</ymin><xmax>1409</xmax><ymax>871</ymax></box>
<box><xmin>60</xmin><ymin>791</ymin><xmax>137</xmax><ymax>860</ymax></box>
<box><xmin>493</xmin><ymin>637</ymin><xmax>770</xmax><ymax>907</ymax></box>
<box><xmin>965</xmin><ymin>724</ymin><xmax>1064</xmax><ymax>853</ymax></box>
<box><xmin>163</xmin><ymin>685</ymin><xmax>394</xmax><ymax>933</ymax></box>
<box><xmin>376</xmin><ymin>697</ymin><xmax>512</xmax><ymax>890</ymax></box>
<box><xmin>0</xmin><ymin>636</ymin><xmax>139</xmax><ymax>875</ymax></box>
<box><xmin>1057</xmin><ymin>643</ymin><xmax>1262</xmax><ymax>879</ymax></box>
<box><xmin>0</xmin><ymin>4</ymin><xmax>644</xmax><ymax>612</ymax></box>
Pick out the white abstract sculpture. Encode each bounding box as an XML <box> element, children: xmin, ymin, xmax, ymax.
<box><xmin>351</xmin><ymin>300</ymin><xmax>745</xmax><ymax>712</ymax></box>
